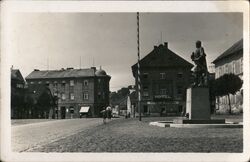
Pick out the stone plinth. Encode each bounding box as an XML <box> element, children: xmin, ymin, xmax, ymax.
<box><xmin>186</xmin><ymin>87</ymin><xmax>210</xmax><ymax>120</ymax></box>
<box><xmin>173</xmin><ymin>119</ymin><xmax>225</xmax><ymax>124</ymax></box>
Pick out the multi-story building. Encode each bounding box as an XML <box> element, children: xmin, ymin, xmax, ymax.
<box><xmin>212</xmin><ymin>39</ymin><xmax>243</xmax><ymax>113</ymax></box>
<box><xmin>11</xmin><ymin>69</ymin><xmax>26</xmax><ymax>119</ymax></box>
<box><xmin>131</xmin><ymin>42</ymin><xmax>193</xmax><ymax>116</ymax></box>
<box><xmin>26</xmin><ymin>67</ymin><xmax>111</xmax><ymax>118</ymax></box>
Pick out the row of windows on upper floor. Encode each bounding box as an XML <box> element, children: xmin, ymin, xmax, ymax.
<box><xmin>215</xmin><ymin>58</ymin><xmax>243</xmax><ymax>78</ymax></box>
<box><xmin>141</xmin><ymin>72</ymin><xmax>184</xmax><ymax>80</ymax></box>
<box><xmin>56</xmin><ymin>91</ymin><xmax>106</xmax><ymax>101</ymax></box>
<box><xmin>28</xmin><ymin>78</ymin><xmax>106</xmax><ymax>87</ymax></box>
<box><xmin>29</xmin><ymin>79</ymin><xmax>90</xmax><ymax>86</ymax></box>
<box><xmin>142</xmin><ymin>85</ymin><xmax>183</xmax><ymax>97</ymax></box>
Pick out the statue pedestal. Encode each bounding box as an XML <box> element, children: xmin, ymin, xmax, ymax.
<box><xmin>173</xmin><ymin>87</ymin><xmax>225</xmax><ymax>124</ymax></box>
<box><xmin>186</xmin><ymin>87</ymin><xmax>210</xmax><ymax>120</ymax></box>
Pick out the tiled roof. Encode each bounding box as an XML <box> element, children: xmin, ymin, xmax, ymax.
<box><xmin>11</xmin><ymin>69</ymin><xmax>25</xmax><ymax>82</ymax></box>
<box><xmin>26</xmin><ymin>68</ymin><xmax>96</xmax><ymax>79</ymax></box>
<box><xmin>212</xmin><ymin>39</ymin><xmax>243</xmax><ymax>64</ymax></box>
<box><xmin>132</xmin><ymin>44</ymin><xmax>193</xmax><ymax>70</ymax></box>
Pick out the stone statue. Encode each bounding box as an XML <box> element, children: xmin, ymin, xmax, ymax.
<box><xmin>191</xmin><ymin>40</ymin><xmax>209</xmax><ymax>87</ymax></box>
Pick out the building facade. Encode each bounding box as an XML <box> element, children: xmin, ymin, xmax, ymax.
<box><xmin>11</xmin><ymin>69</ymin><xmax>26</xmax><ymax>119</ymax></box>
<box><xmin>132</xmin><ymin>42</ymin><xmax>193</xmax><ymax>116</ymax></box>
<box><xmin>212</xmin><ymin>39</ymin><xmax>243</xmax><ymax>113</ymax></box>
<box><xmin>26</xmin><ymin>67</ymin><xmax>111</xmax><ymax>118</ymax></box>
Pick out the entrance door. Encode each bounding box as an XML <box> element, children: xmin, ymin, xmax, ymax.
<box><xmin>61</xmin><ymin>107</ymin><xmax>66</xmax><ymax>119</ymax></box>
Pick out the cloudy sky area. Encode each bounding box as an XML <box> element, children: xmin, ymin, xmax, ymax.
<box><xmin>9</xmin><ymin>12</ymin><xmax>242</xmax><ymax>91</ymax></box>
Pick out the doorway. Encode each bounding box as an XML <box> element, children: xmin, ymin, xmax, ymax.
<box><xmin>61</xmin><ymin>107</ymin><xmax>66</xmax><ymax>119</ymax></box>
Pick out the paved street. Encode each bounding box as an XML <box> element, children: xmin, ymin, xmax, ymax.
<box><xmin>15</xmin><ymin>116</ymin><xmax>243</xmax><ymax>153</ymax></box>
<box><xmin>12</xmin><ymin>118</ymin><xmax>106</xmax><ymax>152</ymax></box>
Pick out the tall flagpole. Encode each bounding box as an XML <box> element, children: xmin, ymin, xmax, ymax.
<box><xmin>137</xmin><ymin>12</ymin><xmax>142</xmax><ymax>121</ymax></box>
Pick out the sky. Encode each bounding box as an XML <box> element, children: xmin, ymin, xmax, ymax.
<box><xmin>9</xmin><ymin>12</ymin><xmax>243</xmax><ymax>92</ymax></box>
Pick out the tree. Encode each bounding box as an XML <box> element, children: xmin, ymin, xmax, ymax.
<box><xmin>213</xmin><ymin>73</ymin><xmax>243</xmax><ymax>114</ymax></box>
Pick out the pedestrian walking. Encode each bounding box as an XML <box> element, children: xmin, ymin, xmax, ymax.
<box><xmin>101</xmin><ymin>109</ymin><xmax>107</xmax><ymax>124</ymax></box>
<box><xmin>106</xmin><ymin>106</ymin><xmax>112</xmax><ymax>121</ymax></box>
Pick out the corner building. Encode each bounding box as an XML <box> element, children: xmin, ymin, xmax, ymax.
<box><xmin>132</xmin><ymin>42</ymin><xmax>193</xmax><ymax>116</ymax></box>
<box><xmin>26</xmin><ymin>67</ymin><xmax>111</xmax><ymax>118</ymax></box>
<box><xmin>212</xmin><ymin>39</ymin><xmax>243</xmax><ymax>112</ymax></box>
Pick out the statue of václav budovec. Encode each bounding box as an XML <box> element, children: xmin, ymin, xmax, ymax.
<box><xmin>191</xmin><ymin>40</ymin><xmax>209</xmax><ymax>87</ymax></box>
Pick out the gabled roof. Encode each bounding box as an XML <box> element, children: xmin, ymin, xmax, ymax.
<box><xmin>11</xmin><ymin>69</ymin><xmax>25</xmax><ymax>83</ymax></box>
<box><xmin>212</xmin><ymin>39</ymin><xmax>243</xmax><ymax>64</ymax></box>
<box><xmin>26</xmin><ymin>68</ymin><xmax>103</xmax><ymax>79</ymax></box>
<box><xmin>132</xmin><ymin>43</ymin><xmax>193</xmax><ymax>71</ymax></box>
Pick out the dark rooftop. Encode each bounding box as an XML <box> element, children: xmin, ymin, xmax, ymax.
<box><xmin>132</xmin><ymin>42</ymin><xmax>193</xmax><ymax>71</ymax></box>
<box><xmin>212</xmin><ymin>39</ymin><xmax>243</xmax><ymax>64</ymax></box>
<box><xmin>26</xmin><ymin>68</ymin><xmax>109</xmax><ymax>79</ymax></box>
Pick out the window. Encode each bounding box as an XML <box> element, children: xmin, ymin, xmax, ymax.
<box><xmin>70</xmin><ymin>80</ymin><xmax>74</xmax><ymax>86</ymax></box>
<box><xmin>30</xmin><ymin>81</ymin><xmax>34</xmax><ymax>84</ymax></box>
<box><xmin>53</xmin><ymin>82</ymin><xmax>58</xmax><ymax>88</ymax></box>
<box><xmin>61</xmin><ymin>93</ymin><xmax>66</xmax><ymax>100</ymax></box>
<box><xmin>45</xmin><ymin>81</ymin><xmax>50</xmax><ymax>86</ymax></box>
<box><xmin>70</xmin><ymin>107</ymin><xmax>74</xmax><ymax>114</ymax></box>
<box><xmin>143</xmin><ymin>86</ymin><xmax>149</xmax><ymax>97</ymax></box>
<box><xmin>160</xmin><ymin>89</ymin><xmax>167</xmax><ymax>95</ymax></box>
<box><xmin>98</xmin><ymin>92</ymin><xmax>101</xmax><ymax>99</ymax></box>
<box><xmin>53</xmin><ymin>92</ymin><xmax>58</xmax><ymax>96</ymax></box>
<box><xmin>160</xmin><ymin>73</ymin><xmax>166</xmax><ymax>79</ymax></box>
<box><xmin>177</xmin><ymin>86</ymin><xmax>183</xmax><ymax>95</ymax></box>
<box><xmin>61</xmin><ymin>82</ymin><xmax>66</xmax><ymax>90</ymax></box>
<box><xmin>233</xmin><ymin>61</ymin><xmax>236</xmax><ymax>74</ymax></box>
<box><xmin>83</xmin><ymin>80</ymin><xmax>89</xmax><ymax>86</ymax></box>
<box><xmin>177</xmin><ymin>72</ymin><xmax>183</xmax><ymax>78</ymax></box>
<box><xmin>225</xmin><ymin>64</ymin><xmax>228</xmax><ymax>74</ymax></box>
<box><xmin>143</xmin><ymin>105</ymin><xmax>148</xmax><ymax>113</ymax></box>
<box><xmin>16</xmin><ymin>84</ymin><xmax>23</xmax><ymax>88</ymax></box>
<box><xmin>240</xmin><ymin>58</ymin><xmax>243</xmax><ymax>73</ymax></box>
<box><xmin>83</xmin><ymin>92</ymin><xmax>89</xmax><ymax>100</ymax></box>
<box><xmin>38</xmin><ymin>81</ymin><xmax>42</xmax><ymax>84</ymax></box>
<box><xmin>143</xmin><ymin>73</ymin><xmax>148</xmax><ymax>79</ymax></box>
<box><xmin>103</xmin><ymin>92</ymin><xmax>105</xmax><ymax>99</ymax></box>
<box><xmin>70</xmin><ymin>93</ymin><xmax>74</xmax><ymax>100</ymax></box>
<box><xmin>98</xmin><ymin>79</ymin><xmax>101</xmax><ymax>83</ymax></box>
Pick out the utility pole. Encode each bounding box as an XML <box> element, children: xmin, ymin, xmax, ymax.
<box><xmin>137</xmin><ymin>12</ymin><xmax>141</xmax><ymax>121</ymax></box>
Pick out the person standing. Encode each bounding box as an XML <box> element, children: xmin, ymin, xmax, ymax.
<box><xmin>101</xmin><ymin>109</ymin><xmax>107</xmax><ymax>124</ymax></box>
<box><xmin>106</xmin><ymin>106</ymin><xmax>112</xmax><ymax>121</ymax></box>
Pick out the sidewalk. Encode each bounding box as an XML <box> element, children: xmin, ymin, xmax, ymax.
<box><xmin>30</xmin><ymin>116</ymin><xmax>243</xmax><ymax>152</ymax></box>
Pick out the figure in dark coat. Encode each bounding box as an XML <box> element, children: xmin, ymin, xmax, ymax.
<box><xmin>191</xmin><ymin>40</ymin><xmax>209</xmax><ymax>87</ymax></box>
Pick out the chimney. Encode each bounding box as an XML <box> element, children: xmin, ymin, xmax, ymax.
<box><xmin>34</xmin><ymin>69</ymin><xmax>40</xmax><ymax>71</ymax></box>
<box><xmin>91</xmin><ymin>67</ymin><xmax>96</xmax><ymax>72</ymax></box>
<box><xmin>66</xmin><ymin>67</ymin><xmax>74</xmax><ymax>70</ymax></box>
<box><xmin>154</xmin><ymin>45</ymin><xmax>157</xmax><ymax>49</ymax></box>
<box><xmin>164</xmin><ymin>42</ymin><xmax>168</xmax><ymax>49</ymax></box>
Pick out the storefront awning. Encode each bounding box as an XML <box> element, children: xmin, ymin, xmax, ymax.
<box><xmin>80</xmin><ymin>106</ymin><xmax>90</xmax><ymax>113</ymax></box>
